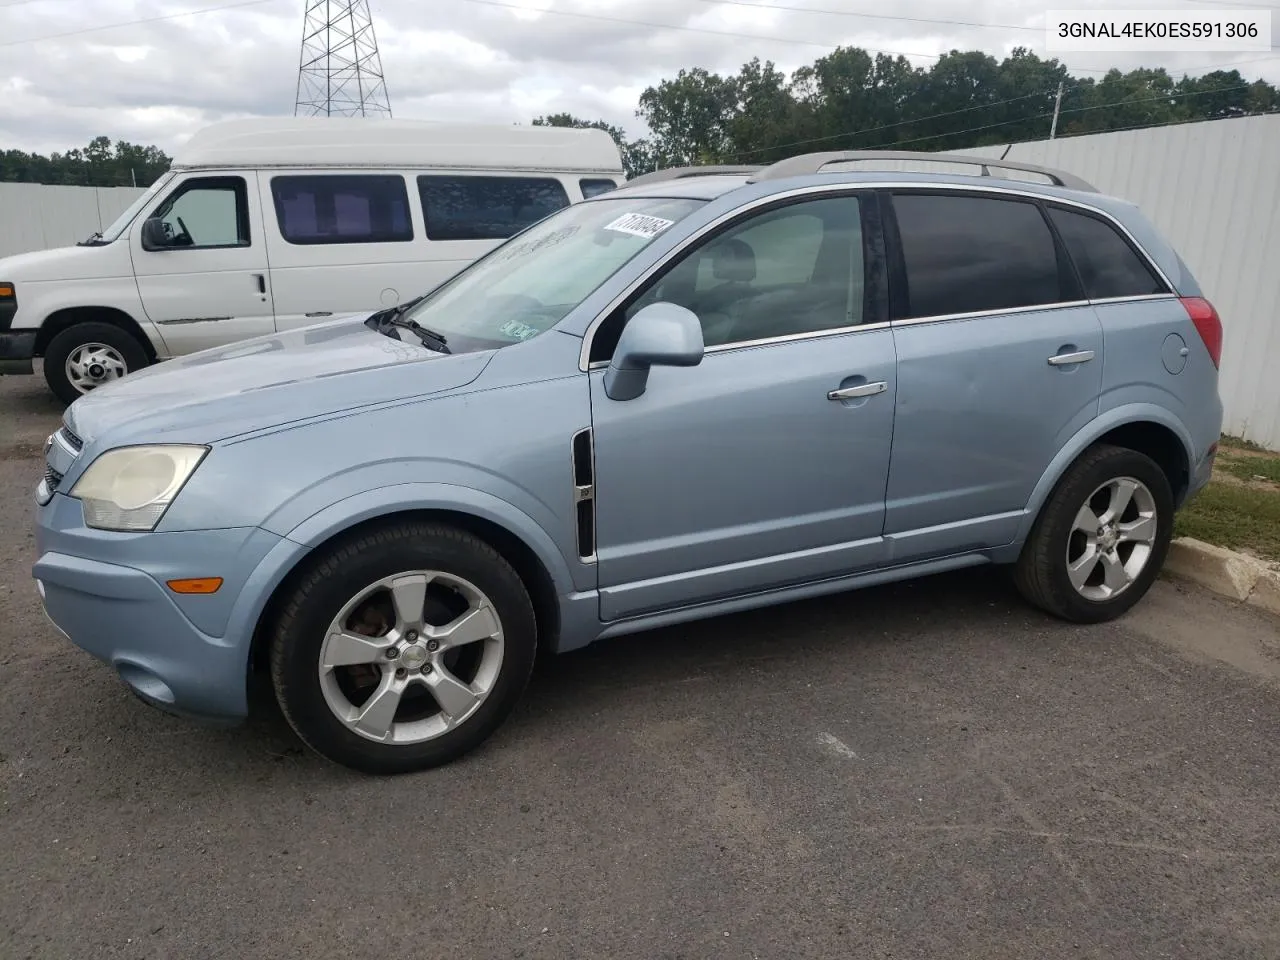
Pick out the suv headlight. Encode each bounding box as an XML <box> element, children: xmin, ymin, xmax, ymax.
<box><xmin>69</xmin><ymin>445</ymin><xmax>208</xmax><ymax>531</ymax></box>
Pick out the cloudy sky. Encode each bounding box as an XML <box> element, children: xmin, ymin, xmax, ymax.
<box><xmin>1</xmin><ymin>0</ymin><xmax>1277</xmax><ymax>156</ymax></box>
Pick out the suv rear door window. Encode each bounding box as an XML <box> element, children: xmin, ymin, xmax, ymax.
<box><xmin>1047</xmin><ymin>206</ymin><xmax>1168</xmax><ymax>299</ymax></box>
<box><xmin>418</xmin><ymin>175</ymin><xmax>571</xmax><ymax>241</ymax></box>
<box><xmin>891</xmin><ymin>193</ymin><xmax>1065</xmax><ymax>319</ymax></box>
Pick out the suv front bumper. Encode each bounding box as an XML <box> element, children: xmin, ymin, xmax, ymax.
<box><xmin>33</xmin><ymin>493</ymin><xmax>299</xmax><ymax>724</ymax></box>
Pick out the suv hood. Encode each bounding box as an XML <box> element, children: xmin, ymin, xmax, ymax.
<box><xmin>0</xmin><ymin>242</ymin><xmax>133</xmax><ymax>282</ymax></box>
<box><xmin>65</xmin><ymin>317</ymin><xmax>492</xmax><ymax>445</ymax></box>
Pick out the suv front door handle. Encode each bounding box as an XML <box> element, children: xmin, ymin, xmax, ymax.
<box><xmin>1048</xmin><ymin>349</ymin><xmax>1095</xmax><ymax>366</ymax></box>
<box><xmin>828</xmin><ymin>381</ymin><xmax>888</xmax><ymax>401</ymax></box>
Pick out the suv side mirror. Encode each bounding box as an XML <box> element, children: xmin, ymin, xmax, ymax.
<box><xmin>140</xmin><ymin>218</ymin><xmax>169</xmax><ymax>250</ymax></box>
<box><xmin>604</xmin><ymin>302</ymin><xmax>704</xmax><ymax>401</ymax></box>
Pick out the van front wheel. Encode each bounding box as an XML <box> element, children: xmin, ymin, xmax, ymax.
<box><xmin>43</xmin><ymin>321</ymin><xmax>149</xmax><ymax>405</ymax></box>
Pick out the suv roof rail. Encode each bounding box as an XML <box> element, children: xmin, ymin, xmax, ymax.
<box><xmin>624</xmin><ymin>165</ymin><xmax>763</xmax><ymax>188</ymax></box>
<box><xmin>749</xmin><ymin>150</ymin><xmax>1097</xmax><ymax>192</ymax></box>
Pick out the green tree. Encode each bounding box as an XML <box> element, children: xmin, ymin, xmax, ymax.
<box><xmin>627</xmin><ymin>48</ymin><xmax>1279</xmax><ymax>168</ymax></box>
<box><xmin>0</xmin><ymin>137</ymin><xmax>171</xmax><ymax>187</ymax></box>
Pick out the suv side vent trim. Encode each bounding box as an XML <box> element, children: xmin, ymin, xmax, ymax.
<box><xmin>571</xmin><ymin>428</ymin><xmax>596</xmax><ymax>562</ymax></box>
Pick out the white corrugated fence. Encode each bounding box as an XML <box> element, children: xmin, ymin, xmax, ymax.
<box><xmin>0</xmin><ymin>182</ymin><xmax>145</xmax><ymax>259</ymax></box>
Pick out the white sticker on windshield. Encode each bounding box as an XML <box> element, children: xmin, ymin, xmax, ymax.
<box><xmin>499</xmin><ymin>318</ymin><xmax>540</xmax><ymax>341</ymax></box>
<box><xmin>604</xmin><ymin>212</ymin><xmax>676</xmax><ymax>239</ymax></box>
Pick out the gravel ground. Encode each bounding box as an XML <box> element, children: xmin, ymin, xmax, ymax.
<box><xmin>2</xmin><ymin>372</ymin><xmax>1279</xmax><ymax>960</ymax></box>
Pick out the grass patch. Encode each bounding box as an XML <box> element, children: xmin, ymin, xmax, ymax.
<box><xmin>1218</xmin><ymin>455</ymin><xmax>1280</xmax><ymax>485</ymax></box>
<box><xmin>1221</xmin><ymin>433</ymin><xmax>1269</xmax><ymax>453</ymax></box>
<box><xmin>1176</xmin><ymin>483</ymin><xmax>1280</xmax><ymax>562</ymax></box>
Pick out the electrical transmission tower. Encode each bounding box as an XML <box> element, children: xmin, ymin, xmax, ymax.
<box><xmin>294</xmin><ymin>0</ymin><xmax>392</xmax><ymax>118</ymax></box>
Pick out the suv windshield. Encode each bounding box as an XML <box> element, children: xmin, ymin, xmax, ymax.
<box><xmin>98</xmin><ymin>171</ymin><xmax>176</xmax><ymax>243</ymax></box>
<box><xmin>401</xmin><ymin>196</ymin><xmax>706</xmax><ymax>351</ymax></box>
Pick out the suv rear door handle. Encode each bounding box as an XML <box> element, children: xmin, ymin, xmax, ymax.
<box><xmin>1048</xmin><ymin>349</ymin><xmax>1095</xmax><ymax>366</ymax></box>
<box><xmin>828</xmin><ymin>381</ymin><xmax>888</xmax><ymax>401</ymax></box>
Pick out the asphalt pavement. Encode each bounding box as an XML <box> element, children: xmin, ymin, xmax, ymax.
<box><xmin>2</xmin><ymin>372</ymin><xmax>1279</xmax><ymax>960</ymax></box>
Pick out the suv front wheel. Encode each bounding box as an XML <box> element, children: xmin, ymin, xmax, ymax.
<box><xmin>270</xmin><ymin>522</ymin><xmax>538</xmax><ymax>775</ymax></box>
<box><xmin>1015</xmin><ymin>444</ymin><xmax>1175</xmax><ymax>623</ymax></box>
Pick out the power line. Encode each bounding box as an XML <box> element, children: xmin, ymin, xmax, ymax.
<box><xmin>690</xmin><ymin>0</ymin><xmax>1040</xmax><ymax>33</ymax></box>
<box><xmin>1178</xmin><ymin>0</ymin><xmax>1280</xmax><ymax>9</ymax></box>
<box><xmin>0</xmin><ymin>0</ymin><xmax>279</xmax><ymax>46</ymax></box>
<box><xmin>728</xmin><ymin>86</ymin><xmax>1064</xmax><ymax>160</ymax></box>
<box><xmin>861</xmin><ymin>81</ymin><xmax>1265</xmax><ymax>150</ymax></box>
<box><xmin>455</xmin><ymin>0</ymin><xmax>944</xmax><ymax>59</ymax></box>
<box><xmin>453</xmin><ymin>0</ymin><xmax>1278</xmax><ymax>78</ymax></box>
<box><xmin>1058</xmin><ymin>107</ymin><xmax>1280</xmax><ymax>139</ymax></box>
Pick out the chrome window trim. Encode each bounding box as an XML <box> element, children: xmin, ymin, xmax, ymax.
<box><xmin>578</xmin><ymin>180</ymin><xmax>1174</xmax><ymax>371</ymax></box>
<box><xmin>889</xmin><ymin>300</ymin><xmax>1091</xmax><ymax>328</ymax></box>
<box><xmin>1088</xmin><ymin>293</ymin><xmax>1179</xmax><ymax>306</ymax></box>
<box><xmin>705</xmin><ymin>320</ymin><xmax>891</xmax><ymax>354</ymax></box>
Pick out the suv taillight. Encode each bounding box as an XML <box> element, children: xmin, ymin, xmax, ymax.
<box><xmin>1181</xmin><ymin>297</ymin><xmax>1222</xmax><ymax>369</ymax></box>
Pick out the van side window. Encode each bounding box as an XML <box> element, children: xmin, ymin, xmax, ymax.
<box><xmin>891</xmin><ymin>193</ymin><xmax>1066</xmax><ymax>319</ymax></box>
<box><xmin>271</xmin><ymin>175</ymin><xmax>412</xmax><ymax>245</ymax></box>
<box><xmin>580</xmin><ymin>178</ymin><xmax>618</xmax><ymax>199</ymax></box>
<box><xmin>1047</xmin><ymin>206</ymin><xmax>1168</xmax><ymax>300</ymax></box>
<box><xmin>417</xmin><ymin>175</ymin><xmax>571</xmax><ymax>241</ymax></box>
<box><xmin>147</xmin><ymin>176</ymin><xmax>249</xmax><ymax>249</ymax></box>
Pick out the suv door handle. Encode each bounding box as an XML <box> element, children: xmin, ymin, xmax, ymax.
<box><xmin>253</xmin><ymin>273</ymin><xmax>266</xmax><ymax>295</ymax></box>
<box><xmin>1047</xmin><ymin>349</ymin><xmax>1095</xmax><ymax>366</ymax></box>
<box><xmin>828</xmin><ymin>381</ymin><xmax>888</xmax><ymax>401</ymax></box>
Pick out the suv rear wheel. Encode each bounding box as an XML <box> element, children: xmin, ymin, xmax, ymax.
<box><xmin>1015</xmin><ymin>444</ymin><xmax>1174</xmax><ymax>623</ymax></box>
<box><xmin>43</xmin><ymin>321</ymin><xmax>149</xmax><ymax>405</ymax></box>
<box><xmin>270</xmin><ymin>522</ymin><xmax>538</xmax><ymax>775</ymax></box>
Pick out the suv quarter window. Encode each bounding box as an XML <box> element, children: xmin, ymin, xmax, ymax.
<box><xmin>889</xmin><ymin>191</ymin><xmax>1073</xmax><ymax>320</ymax></box>
<box><xmin>1046</xmin><ymin>204</ymin><xmax>1169</xmax><ymax>300</ymax></box>
<box><xmin>591</xmin><ymin>193</ymin><xmax>877</xmax><ymax>361</ymax></box>
<box><xmin>146</xmin><ymin>176</ymin><xmax>250</xmax><ymax>250</ymax></box>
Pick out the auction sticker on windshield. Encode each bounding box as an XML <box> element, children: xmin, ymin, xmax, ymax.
<box><xmin>604</xmin><ymin>213</ymin><xmax>676</xmax><ymax>239</ymax></box>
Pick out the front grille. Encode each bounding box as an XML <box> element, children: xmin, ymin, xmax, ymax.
<box><xmin>59</xmin><ymin>426</ymin><xmax>83</xmax><ymax>451</ymax></box>
<box><xmin>45</xmin><ymin>465</ymin><xmax>64</xmax><ymax>493</ymax></box>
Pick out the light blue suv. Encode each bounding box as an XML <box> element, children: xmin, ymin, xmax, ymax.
<box><xmin>34</xmin><ymin>151</ymin><xmax>1224</xmax><ymax>774</ymax></box>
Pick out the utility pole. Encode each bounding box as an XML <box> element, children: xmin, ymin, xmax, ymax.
<box><xmin>294</xmin><ymin>0</ymin><xmax>392</xmax><ymax>118</ymax></box>
<box><xmin>1049</xmin><ymin>81</ymin><xmax>1065</xmax><ymax>139</ymax></box>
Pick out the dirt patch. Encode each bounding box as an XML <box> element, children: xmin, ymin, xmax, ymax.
<box><xmin>0</xmin><ymin>440</ymin><xmax>47</xmax><ymax>462</ymax></box>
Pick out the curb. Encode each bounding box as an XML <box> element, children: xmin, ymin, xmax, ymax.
<box><xmin>1163</xmin><ymin>538</ymin><xmax>1280</xmax><ymax>616</ymax></box>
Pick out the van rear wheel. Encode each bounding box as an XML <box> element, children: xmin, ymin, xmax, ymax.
<box><xmin>43</xmin><ymin>321</ymin><xmax>149</xmax><ymax>405</ymax></box>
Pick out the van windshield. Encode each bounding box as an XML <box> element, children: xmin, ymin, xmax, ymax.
<box><xmin>99</xmin><ymin>171</ymin><xmax>175</xmax><ymax>242</ymax></box>
<box><xmin>401</xmin><ymin>196</ymin><xmax>706</xmax><ymax>350</ymax></box>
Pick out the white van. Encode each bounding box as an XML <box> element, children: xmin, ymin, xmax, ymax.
<box><xmin>0</xmin><ymin>118</ymin><xmax>625</xmax><ymax>403</ymax></box>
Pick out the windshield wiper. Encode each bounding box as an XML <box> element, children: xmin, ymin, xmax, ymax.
<box><xmin>77</xmin><ymin>232</ymin><xmax>106</xmax><ymax>247</ymax></box>
<box><xmin>366</xmin><ymin>300</ymin><xmax>450</xmax><ymax>354</ymax></box>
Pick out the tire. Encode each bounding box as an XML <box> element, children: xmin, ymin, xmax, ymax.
<box><xmin>44</xmin><ymin>321</ymin><xmax>149</xmax><ymax>405</ymax></box>
<box><xmin>1015</xmin><ymin>443</ymin><xmax>1174</xmax><ymax>624</ymax></box>
<box><xmin>270</xmin><ymin>522</ymin><xmax>538</xmax><ymax>775</ymax></box>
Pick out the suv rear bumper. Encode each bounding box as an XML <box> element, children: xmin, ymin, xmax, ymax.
<box><xmin>0</xmin><ymin>330</ymin><xmax>36</xmax><ymax>375</ymax></box>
